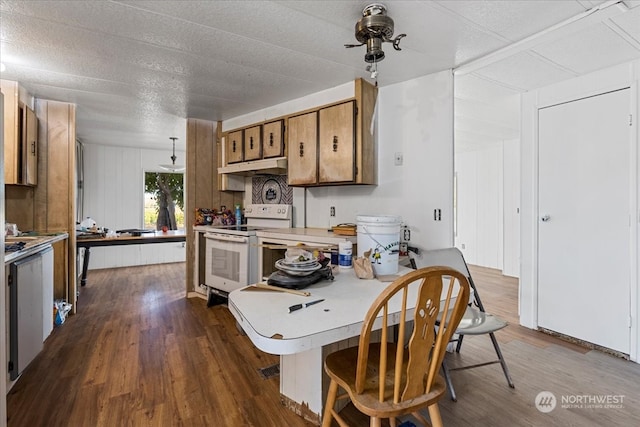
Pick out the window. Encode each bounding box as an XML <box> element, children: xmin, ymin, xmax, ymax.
<box><xmin>144</xmin><ymin>172</ymin><xmax>185</xmax><ymax>230</ymax></box>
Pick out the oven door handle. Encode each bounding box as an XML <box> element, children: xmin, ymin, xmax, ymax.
<box><xmin>204</xmin><ymin>232</ymin><xmax>249</xmax><ymax>243</ymax></box>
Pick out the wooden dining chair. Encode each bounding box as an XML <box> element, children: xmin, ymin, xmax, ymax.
<box><xmin>322</xmin><ymin>266</ymin><xmax>471</xmax><ymax>427</ymax></box>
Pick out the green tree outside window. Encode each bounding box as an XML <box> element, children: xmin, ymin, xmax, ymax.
<box><xmin>144</xmin><ymin>172</ymin><xmax>184</xmax><ymax>230</ymax></box>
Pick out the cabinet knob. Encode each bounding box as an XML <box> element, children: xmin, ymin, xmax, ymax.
<box><xmin>250</xmin><ymin>136</ymin><xmax>254</xmax><ymax>150</ymax></box>
<box><xmin>299</xmin><ymin>142</ymin><xmax>304</xmax><ymax>157</ymax></box>
<box><xmin>31</xmin><ymin>141</ymin><xmax>36</xmax><ymax>155</ymax></box>
<box><xmin>269</xmin><ymin>132</ymin><xmax>274</xmax><ymax>147</ymax></box>
<box><xmin>232</xmin><ymin>140</ymin><xmax>237</xmax><ymax>152</ymax></box>
<box><xmin>333</xmin><ymin>136</ymin><xmax>338</xmax><ymax>152</ymax></box>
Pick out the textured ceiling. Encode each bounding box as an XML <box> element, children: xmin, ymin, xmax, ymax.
<box><xmin>1</xmin><ymin>0</ymin><xmax>639</xmax><ymax>151</ymax></box>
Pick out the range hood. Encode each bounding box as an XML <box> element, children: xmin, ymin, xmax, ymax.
<box><xmin>218</xmin><ymin>157</ymin><xmax>287</xmax><ymax>176</ymax></box>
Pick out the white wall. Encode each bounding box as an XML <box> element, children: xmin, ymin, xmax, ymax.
<box><xmin>455</xmin><ymin>145</ymin><xmax>503</xmax><ymax>269</ymax></box>
<box><xmin>502</xmin><ymin>138</ymin><xmax>520</xmax><ymax>277</ymax></box>
<box><xmin>520</xmin><ymin>60</ymin><xmax>640</xmax><ymax>361</ymax></box>
<box><xmin>454</xmin><ymin>138</ymin><xmax>520</xmax><ymax>276</ymax></box>
<box><xmin>222</xmin><ymin>82</ymin><xmax>355</xmax><ymax>132</ymax></box>
<box><xmin>453</xmin><ymin>72</ymin><xmax>521</xmax><ymax>275</ymax></box>
<box><xmin>82</xmin><ymin>144</ymin><xmax>187</xmax><ymax>269</ymax></box>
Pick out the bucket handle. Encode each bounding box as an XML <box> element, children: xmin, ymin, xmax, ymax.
<box><xmin>360</xmin><ymin>225</ymin><xmax>398</xmax><ymax>254</ymax></box>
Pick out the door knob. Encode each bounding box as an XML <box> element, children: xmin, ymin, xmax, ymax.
<box><xmin>541</xmin><ymin>215</ymin><xmax>551</xmax><ymax>222</ymax></box>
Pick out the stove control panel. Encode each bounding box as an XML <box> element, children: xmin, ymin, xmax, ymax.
<box><xmin>244</xmin><ymin>204</ymin><xmax>291</xmax><ymax>219</ymax></box>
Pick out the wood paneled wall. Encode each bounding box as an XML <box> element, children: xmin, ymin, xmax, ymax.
<box><xmin>185</xmin><ymin>119</ymin><xmax>242</xmax><ymax>294</ymax></box>
<box><xmin>4</xmin><ymin>186</ymin><xmax>35</xmax><ymax>231</ymax></box>
<box><xmin>33</xmin><ymin>100</ymin><xmax>76</xmax><ymax>307</ymax></box>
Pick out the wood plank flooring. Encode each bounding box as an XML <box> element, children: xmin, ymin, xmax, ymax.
<box><xmin>7</xmin><ymin>263</ymin><xmax>640</xmax><ymax>426</ymax></box>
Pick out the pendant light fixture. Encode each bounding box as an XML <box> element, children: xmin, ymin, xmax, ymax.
<box><xmin>159</xmin><ymin>137</ymin><xmax>185</xmax><ymax>172</ymax></box>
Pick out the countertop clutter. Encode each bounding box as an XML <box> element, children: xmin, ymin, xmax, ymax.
<box><xmin>4</xmin><ymin>232</ymin><xmax>69</xmax><ymax>264</ymax></box>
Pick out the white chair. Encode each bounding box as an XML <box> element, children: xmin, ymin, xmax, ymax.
<box><xmin>414</xmin><ymin>247</ymin><xmax>515</xmax><ymax>401</ymax></box>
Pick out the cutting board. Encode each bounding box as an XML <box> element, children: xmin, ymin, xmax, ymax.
<box><xmin>332</xmin><ymin>224</ymin><xmax>357</xmax><ymax>236</ymax></box>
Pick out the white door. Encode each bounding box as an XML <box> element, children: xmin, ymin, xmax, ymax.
<box><xmin>538</xmin><ymin>88</ymin><xmax>631</xmax><ymax>354</ymax></box>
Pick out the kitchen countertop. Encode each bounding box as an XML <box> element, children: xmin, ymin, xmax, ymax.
<box><xmin>256</xmin><ymin>227</ymin><xmax>357</xmax><ymax>245</ymax></box>
<box><xmin>4</xmin><ymin>232</ymin><xmax>69</xmax><ymax>264</ymax></box>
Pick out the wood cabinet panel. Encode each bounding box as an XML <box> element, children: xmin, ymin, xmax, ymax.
<box><xmin>286</xmin><ymin>79</ymin><xmax>377</xmax><ymax>187</ymax></box>
<box><xmin>318</xmin><ymin>101</ymin><xmax>355</xmax><ymax>184</ymax></box>
<box><xmin>287</xmin><ymin>112</ymin><xmax>317</xmax><ymax>186</ymax></box>
<box><xmin>226</xmin><ymin>130</ymin><xmax>243</xmax><ymax>163</ymax></box>
<box><xmin>24</xmin><ymin>106</ymin><xmax>38</xmax><ymax>185</ymax></box>
<box><xmin>2</xmin><ymin>80</ymin><xmax>19</xmax><ymax>184</ymax></box>
<box><xmin>2</xmin><ymin>80</ymin><xmax>38</xmax><ymax>186</ymax></box>
<box><xmin>243</xmin><ymin>125</ymin><xmax>262</xmax><ymax>161</ymax></box>
<box><xmin>32</xmin><ymin>99</ymin><xmax>76</xmax><ymax>312</ymax></box>
<box><xmin>262</xmin><ymin>120</ymin><xmax>284</xmax><ymax>158</ymax></box>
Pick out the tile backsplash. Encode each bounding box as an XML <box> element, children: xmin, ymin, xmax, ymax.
<box><xmin>251</xmin><ymin>175</ymin><xmax>292</xmax><ymax>205</ymax></box>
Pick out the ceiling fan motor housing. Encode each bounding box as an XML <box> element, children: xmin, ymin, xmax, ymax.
<box><xmin>355</xmin><ymin>3</ymin><xmax>395</xmax><ymax>63</ymax></box>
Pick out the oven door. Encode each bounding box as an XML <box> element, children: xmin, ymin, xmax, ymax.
<box><xmin>204</xmin><ymin>232</ymin><xmax>253</xmax><ymax>293</ymax></box>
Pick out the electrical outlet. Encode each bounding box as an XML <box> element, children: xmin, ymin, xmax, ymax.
<box><xmin>394</xmin><ymin>152</ymin><xmax>403</xmax><ymax>166</ymax></box>
<box><xmin>330</xmin><ymin>206</ymin><xmax>335</xmax><ymax>217</ymax></box>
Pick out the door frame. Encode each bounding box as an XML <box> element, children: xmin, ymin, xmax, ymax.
<box><xmin>519</xmin><ymin>63</ymin><xmax>639</xmax><ymax>362</ymax></box>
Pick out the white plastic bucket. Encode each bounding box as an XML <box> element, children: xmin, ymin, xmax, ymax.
<box><xmin>356</xmin><ymin>215</ymin><xmax>402</xmax><ymax>275</ymax></box>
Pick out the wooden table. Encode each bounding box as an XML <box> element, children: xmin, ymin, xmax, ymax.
<box><xmin>228</xmin><ymin>266</ymin><xmax>423</xmax><ymax>424</ymax></box>
<box><xmin>76</xmin><ymin>230</ymin><xmax>186</xmax><ymax>286</ymax></box>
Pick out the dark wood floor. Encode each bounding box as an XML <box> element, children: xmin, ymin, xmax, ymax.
<box><xmin>7</xmin><ymin>263</ymin><xmax>640</xmax><ymax>426</ymax></box>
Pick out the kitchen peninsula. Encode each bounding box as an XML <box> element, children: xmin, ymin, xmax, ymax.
<box><xmin>228</xmin><ymin>266</ymin><xmax>417</xmax><ymax>424</ymax></box>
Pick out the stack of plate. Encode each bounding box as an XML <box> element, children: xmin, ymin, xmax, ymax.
<box><xmin>275</xmin><ymin>257</ymin><xmax>322</xmax><ymax>276</ymax></box>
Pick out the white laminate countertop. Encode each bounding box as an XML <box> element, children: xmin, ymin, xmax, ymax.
<box><xmin>4</xmin><ymin>233</ymin><xmax>69</xmax><ymax>264</ymax></box>
<box><xmin>228</xmin><ymin>266</ymin><xmax>417</xmax><ymax>355</ymax></box>
<box><xmin>256</xmin><ymin>227</ymin><xmax>357</xmax><ymax>245</ymax></box>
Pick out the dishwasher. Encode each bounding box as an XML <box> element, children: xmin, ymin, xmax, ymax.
<box><xmin>8</xmin><ymin>246</ymin><xmax>53</xmax><ymax>381</ymax></box>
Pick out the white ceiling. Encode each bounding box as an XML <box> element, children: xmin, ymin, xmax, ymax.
<box><xmin>1</xmin><ymin>0</ymin><xmax>639</xmax><ymax>151</ymax></box>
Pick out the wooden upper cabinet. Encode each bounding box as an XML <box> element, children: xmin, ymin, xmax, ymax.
<box><xmin>243</xmin><ymin>125</ymin><xmax>262</xmax><ymax>161</ymax></box>
<box><xmin>319</xmin><ymin>101</ymin><xmax>355</xmax><ymax>184</ymax></box>
<box><xmin>23</xmin><ymin>106</ymin><xmax>38</xmax><ymax>185</ymax></box>
<box><xmin>287</xmin><ymin>111</ymin><xmax>318</xmax><ymax>186</ymax></box>
<box><xmin>262</xmin><ymin>120</ymin><xmax>284</xmax><ymax>158</ymax></box>
<box><xmin>226</xmin><ymin>130</ymin><xmax>244</xmax><ymax>164</ymax></box>
<box><xmin>286</xmin><ymin>78</ymin><xmax>377</xmax><ymax>187</ymax></box>
<box><xmin>2</xmin><ymin>79</ymin><xmax>38</xmax><ymax>186</ymax></box>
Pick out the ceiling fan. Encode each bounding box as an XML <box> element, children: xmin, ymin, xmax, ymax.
<box><xmin>345</xmin><ymin>3</ymin><xmax>406</xmax><ymax>78</ymax></box>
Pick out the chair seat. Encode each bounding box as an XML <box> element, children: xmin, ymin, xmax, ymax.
<box><xmin>325</xmin><ymin>343</ymin><xmax>447</xmax><ymax>419</ymax></box>
<box><xmin>438</xmin><ymin>306</ymin><xmax>507</xmax><ymax>335</ymax></box>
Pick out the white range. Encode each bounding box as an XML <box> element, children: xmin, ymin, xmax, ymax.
<box><xmin>196</xmin><ymin>204</ymin><xmax>292</xmax><ymax>297</ymax></box>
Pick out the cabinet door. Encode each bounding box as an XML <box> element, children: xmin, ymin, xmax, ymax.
<box><xmin>243</xmin><ymin>125</ymin><xmax>262</xmax><ymax>161</ymax></box>
<box><xmin>262</xmin><ymin>120</ymin><xmax>284</xmax><ymax>158</ymax></box>
<box><xmin>287</xmin><ymin>112</ymin><xmax>317</xmax><ymax>186</ymax></box>
<box><xmin>24</xmin><ymin>106</ymin><xmax>38</xmax><ymax>185</ymax></box>
<box><xmin>2</xmin><ymin>80</ymin><xmax>19</xmax><ymax>184</ymax></box>
<box><xmin>319</xmin><ymin>101</ymin><xmax>355</xmax><ymax>184</ymax></box>
<box><xmin>226</xmin><ymin>130</ymin><xmax>244</xmax><ymax>164</ymax></box>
